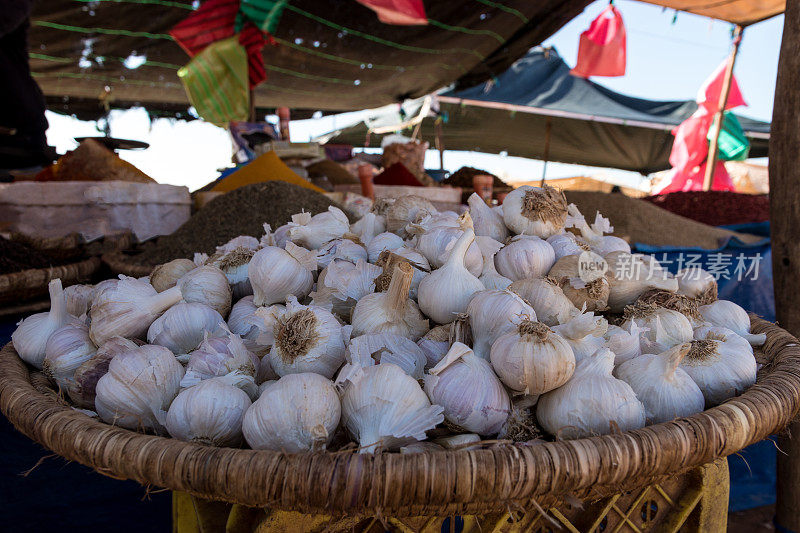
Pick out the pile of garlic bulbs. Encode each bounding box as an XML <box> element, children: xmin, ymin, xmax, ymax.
<box><xmin>12</xmin><ymin>193</ymin><xmax>764</xmax><ymax>452</ymax></box>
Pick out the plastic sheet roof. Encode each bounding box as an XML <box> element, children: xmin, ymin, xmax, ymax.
<box><xmin>639</xmin><ymin>0</ymin><xmax>783</xmax><ymax>26</ymax></box>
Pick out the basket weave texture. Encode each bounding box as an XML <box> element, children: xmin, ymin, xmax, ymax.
<box><xmin>0</xmin><ymin>316</ymin><xmax>798</xmax><ymax>516</ymax></box>
<box><xmin>0</xmin><ymin>256</ymin><xmax>101</xmax><ymax>305</ymax></box>
<box><xmin>101</xmin><ymin>251</ymin><xmax>155</xmax><ymax>277</ymax></box>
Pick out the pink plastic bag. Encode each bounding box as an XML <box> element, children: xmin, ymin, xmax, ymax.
<box><xmin>696</xmin><ymin>60</ymin><xmax>747</xmax><ymax>112</ymax></box>
<box><xmin>356</xmin><ymin>0</ymin><xmax>427</xmax><ymax>25</ymax></box>
<box><xmin>570</xmin><ymin>5</ymin><xmax>626</xmax><ymax>78</ymax></box>
<box><xmin>656</xmin><ymin>160</ymin><xmax>734</xmax><ymax>194</ymax></box>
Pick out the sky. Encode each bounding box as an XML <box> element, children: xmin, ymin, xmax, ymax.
<box><xmin>44</xmin><ymin>0</ymin><xmax>784</xmax><ymax>191</ymax></box>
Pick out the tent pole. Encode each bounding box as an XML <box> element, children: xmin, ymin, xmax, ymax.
<box><xmin>702</xmin><ymin>25</ymin><xmax>744</xmax><ymax>191</ymax></box>
<box><xmin>771</xmin><ymin>2</ymin><xmax>800</xmax><ymax>530</ymax></box>
<box><xmin>248</xmin><ymin>89</ymin><xmax>256</xmax><ymax>122</ymax></box>
<box><xmin>540</xmin><ymin>117</ymin><xmax>552</xmax><ymax>187</ymax></box>
<box><xmin>435</xmin><ymin>119</ymin><xmax>444</xmax><ymax>170</ymax></box>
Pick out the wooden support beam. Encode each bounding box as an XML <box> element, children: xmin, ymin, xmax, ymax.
<box><xmin>540</xmin><ymin>117</ymin><xmax>553</xmax><ymax>187</ymax></box>
<box><xmin>770</xmin><ymin>2</ymin><xmax>800</xmax><ymax>531</ymax></box>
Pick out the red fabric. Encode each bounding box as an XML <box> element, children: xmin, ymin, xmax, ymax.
<box><xmin>644</xmin><ymin>191</ymin><xmax>770</xmax><ymax>226</ymax></box>
<box><xmin>170</xmin><ymin>0</ymin><xmax>267</xmax><ymax>88</ymax></box>
<box><xmin>697</xmin><ymin>60</ymin><xmax>747</xmax><ymax>112</ymax></box>
<box><xmin>356</xmin><ymin>0</ymin><xmax>427</xmax><ymax>25</ymax></box>
<box><xmin>570</xmin><ymin>5</ymin><xmax>626</xmax><ymax>78</ymax></box>
<box><xmin>373</xmin><ymin>162</ymin><xmax>424</xmax><ymax>186</ymax></box>
<box><xmin>655</xmin><ymin>160</ymin><xmax>734</xmax><ymax>194</ymax></box>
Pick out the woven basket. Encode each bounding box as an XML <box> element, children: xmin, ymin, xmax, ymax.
<box><xmin>0</xmin><ymin>316</ymin><xmax>798</xmax><ymax>518</ymax></box>
<box><xmin>0</xmin><ymin>256</ymin><xmax>101</xmax><ymax>306</ymax></box>
<box><xmin>102</xmin><ymin>251</ymin><xmax>155</xmax><ymax>278</ymax></box>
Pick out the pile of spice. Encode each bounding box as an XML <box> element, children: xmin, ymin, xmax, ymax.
<box><xmin>565</xmin><ymin>191</ymin><xmax>763</xmax><ymax>250</ymax></box>
<box><xmin>643</xmin><ymin>191</ymin><xmax>770</xmax><ymax>227</ymax></box>
<box><xmin>134</xmin><ymin>181</ymin><xmax>350</xmax><ymax>265</ymax></box>
<box><xmin>373</xmin><ymin>163</ymin><xmax>424</xmax><ymax>187</ymax></box>
<box><xmin>0</xmin><ymin>237</ymin><xmax>59</xmax><ymax>275</ymax></box>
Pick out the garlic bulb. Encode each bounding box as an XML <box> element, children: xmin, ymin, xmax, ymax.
<box><xmin>243</xmin><ymin>373</ymin><xmax>341</xmax><ymax>452</ymax></box>
<box><xmin>13</xmin><ymin>279</ymin><xmax>74</xmax><ymax>369</ymax></box>
<box><xmin>376</xmin><ymin>248</ymin><xmax>430</xmax><ymax>300</ymax></box>
<box><xmin>407</xmin><ymin>211</ymin><xmax>463</xmax><ymax>235</ymax></box>
<box><xmin>400</xmin><ymin>442</ymin><xmax>444</xmax><ymax>453</ymax></box>
<box><xmin>490</xmin><ymin>320</ymin><xmax>575</xmax><ymax>395</ymax></box>
<box><xmin>345</xmin><ymin>333</ymin><xmax>427</xmax><ymax>379</ymax></box>
<box><xmin>69</xmin><ymin>336</ymin><xmax>139</xmax><ymax>409</ymax></box>
<box><xmin>64</xmin><ymin>284</ymin><xmax>94</xmax><ymax>318</ymax></box>
<box><xmin>351</xmin><ymin>262</ymin><xmax>429</xmax><ymax>340</ymax></box>
<box><xmin>315</xmin><ymin>237</ymin><xmax>367</xmax><ymax>270</ymax></box>
<box><xmin>204</xmin><ymin>246</ymin><xmax>255</xmax><ymax>300</ymax></box>
<box><xmin>351</xmin><ymin>211</ymin><xmax>385</xmax><ymax>243</ymax></box>
<box><xmin>502</xmin><ymin>185</ymin><xmax>568</xmax><ymax>238</ymax></box>
<box><xmin>551</xmin><ymin>311</ymin><xmax>608</xmax><ymax>362</ymax></box>
<box><xmin>416</xmin><ymin>226</ymin><xmax>483</xmax><ymax>277</ymax></box>
<box><xmin>311</xmin><ymin>259</ymin><xmax>381</xmax><ymax>318</ymax></box>
<box><xmin>698</xmin><ymin>300</ymin><xmax>765</xmax><ymax>346</ymax></box>
<box><xmin>288</xmin><ymin>206</ymin><xmax>350</xmax><ymax>249</ymax></box>
<box><xmin>508</xmin><ymin>277</ymin><xmax>576</xmax><ymax>326</ymax></box>
<box><xmin>147</xmin><ymin>302</ymin><xmax>224</xmax><ymax>355</ymax></box>
<box><xmin>615</xmin><ymin>343</ymin><xmax>704</xmax><ymax>424</ymax></box>
<box><xmin>603</xmin><ymin>322</ymin><xmax>643</xmax><ymax>365</ymax></box>
<box><xmin>417</xmin><ymin>325</ymin><xmax>450</xmax><ymax>368</ymax></box>
<box><xmin>681</xmin><ymin>327</ymin><xmax>757</xmax><ymax>406</ymax></box>
<box><xmin>166</xmin><ymin>373</ymin><xmax>253</xmax><ymax>446</ymax></box>
<box><xmin>227</xmin><ymin>296</ymin><xmax>281</xmax><ymax>355</ymax></box>
<box><xmin>92</xmin><ymin>278</ymin><xmax>118</xmax><ymax>301</ymax></box>
<box><xmin>475</xmin><ymin>236</ymin><xmax>512</xmax><ymax>290</ymax></box>
<box><xmin>675</xmin><ymin>267</ymin><xmax>718</xmax><ymax>303</ymax></box>
<box><xmin>89</xmin><ymin>277</ymin><xmax>183</xmax><ymax>346</ymax></box>
<box><xmin>149</xmin><ymin>259</ymin><xmax>196</xmax><ymax>292</ymax></box>
<box><xmin>546</xmin><ymin>232</ymin><xmax>588</xmax><ymax>261</ymax></box>
<box><xmin>268</xmin><ymin>297</ymin><xmax>346</xmax><ymax>378</ymax></box>
<box><xmin>433</xmin><ymin>433</ymin><xmax>482</xmax><ymax>449</ymax></box>
<box><xmin>495</xmin><ymin>235</ymin><xmax>556</xmax><ymax>281</ymax></box>
<box><xmin>340</xmin><ymin>363</ymin><xmax>444</xmax><ymax>453</ymax></box>
<box><xmin>366</xmin><ymin>232</ymin><xmax>404</xmax><ymax>263</ymax></box>
<box><xmin>424</xmin><ymin>342</ymin><xmax>510</xmax><ymax>435</ymax></box>
<box><xmin>605</xmin><ymin>251</ymin><xmax>678</xmax><ymax>312</ymax></box>
<box><xmin>468</xmin><ymin>192</ymin><xmax>508</xmax><ymax>242</ymax></box>
<box><xmin>182</xmin><ymin>331</ymin><xmax>259</xmax><ymax>387</ymax></box>
<box><xmin>95</xmin><ymin>345</ymin><xmax>184</xmax><ymax>433</ymax></box>
<box><xmin>537</xmin><ymin>347</ymin><xmax>646</xmax><ymax>439</ymax></box>
<box><xmin>272</xmin><ymin>223</ymin><xmax>291</xmax><ymax>248</ymax></box>
<box><xmin>43</xmin><ymin>322</ymin><xmax>97</xmax><ymax>391</ymax></box>
<box><xmin>176</xmin><ymin>265</ymin><xmax>232</xmax><ymax>317</ymax></box>
<box><xmin>467</xmin><ymin>290</ymin><xmax>535</xmax><ymax>360</ymax></box>
<box><xmin>622</xmin><ymin>304</ymin><xmax>693</xmax><ymax>355</ymax></box>
<box><xmin>565</xmin><ymin>204</ymin><xmax>631</xmax><ymax>256</ymax></box>
<box><xmin>548</xmin><ymin>254</ymin><xmax>610</xmax><ymax>312</ymax></box>
<box><xmin>251</xmin><ymin>303</ymin><xmax>286</xmax><ymax>353</ymax></box>
<box><xmin>386</xmin><ymin>195</ymin><xmax>437</xmax><ymax>238</ymax></box>
<box><xmin>418</xmin><ymin>229</ymin><xmax>484</xmax><ymax>325</ymax></box>
<box><xmin>249</xmin><ymin>242</ymin><xmax>317</xmax><ymax>306</ymax></box>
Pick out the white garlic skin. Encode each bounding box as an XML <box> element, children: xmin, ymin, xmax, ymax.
<box><xmin>547</xmin><ymin>254</ymin><xmax>611</xmax><ymax>312</ymax></box>
<box><xmin>288</xmin><ymin>206</ymin><xmax>350</xmax><ymax>249</ymax></box>
<box><xmin>95</xmin><ymin>345</ymin><xmax>185</xmax><ymax>433</ymax></box>
<box><xmin>537</xmin><ymin>347</ymin><xmax>646</xmax><ymax>439</ymax></box>
<box><xmin>591</xmin><ymin>235</ymin><xmax>631</xmax><ymax>256</ymax></box>
<box><xmin>495</xmin><ymin>235</ymin><xmax>556</xmax><ymax>282</ymax></box>
<box><xmin>466</xmin><ymin>290</ymin><xmax>535</xmax><ymax>360</ymax></box>
<box><xmin>490</xmin><ymin>320</ymin><xmax>575</xmax><ymax>395</ymax></box>
<box><xmin>182</xmin><ymin>332</ymin><xmax>259</xmax><ymax>387</ymax></box>
<box><xmin>614</xmin><ymin>343</ymin><xmax>704</xmax><ymax>424</ymax></box>
<box><xmin>149</xmin><ymin>259</ymin><xmax>196</xmax><ymax>293</ymax></box>
<box><xmin>345</xmin><ymin>333</ymin><xmax>427</xmax><ymax>379</ymax></box>
<box><xmin>12</xmin><ymin>279</ymin><xmax>74</xmax><ymax>369</ymax></box>
<box><xmin>147</xmin><ymin>302</ymin><xmax>224</xmax><ymax>355</ymax></box>
<box><xmin>551</xmin><ymin>312</ymin><xmax>608</xmax><ymax>363</ymax></box>
<box><xmin>468</xmin><ymin>192</ymin><xmax>508</xmax><ymax>243</ymax></box>
<box><xmin>64</xmin><ymin>284</ymin><xmax>95</xmax><ymax>318</ymax></box>
<box><xmin>699</xmin><ymin>300</ymin><xmax>765</xmax><ymax>346</ymax></box>
<box><xmin>502</xmin><ymin>185</ymin><xmax>568</xmax><ymax>238</ymax></box>
<box><xmin>508</xmin><ymin>277</ymin><xmax>576</xmax><ymax>326</ymax></box>
<box><xmin>69</xmin><ymin>336</ymin><xmax>139</xmax><ymax>409</ymax></box>
<box><xmin>605</xmin><ymin>251</ymin><xmax>678</xmax><ymax>312</ymax></box>
<box><xmin>386</xmin><ymin>195</ymin><xmax>437</xmax><ymax>238</ymax></box>
<box><xmin>546</xmin><ymin>232</ymin><xmax>587</xmax><ymax>261</ymax></box>
<box><xmin>316</xmin><ymin>238</ymin><xmax>367</xmax><ymax>269</ymax></box>
<box><xmin>623</xmin><ymin>307</ymin><xmax>693</xmax><ymax>355</ymax></box>
<box><xmin>475</xmin><ymin>236</ymin><xmax>512</xmax><ymax>290</ymax></box>
<box><xmin>312</xmin><ymin>259</ymin><xmax>381</xmax><ymax>319</ymax></box>
<box><xmin>675</xmin><ymin>267</ymin><xmax>718</xmax><ymax>299</ymax></box>
<box><xmin>177</xmin><ymin>265</ymin><xmax>232</xmax><ymax>317</ymax></box>
<box><xmin>340</xmin><ymin>363</ymin><xmax>444</xmax><ymax>453</ymax></box>
<box><xmin>424</xmin><ymin>343</ymin><xmax>510</xmax><ymax>436</ymax></box>
<box><xmin>366</xmin><ymin>232</ymin><xmax>404</xmax><ymax>263</ymax></box>
<box><xmin>417</xmin><ymin>325</ymin><xmax>451</xmax><ymax>368</ymax></box>
<box><xmin>351</xmin><ymin>211</ymin><xmax>386</xmax><ymax>243</ymax></box>
<box><xmin>227</xmin><ymin>296</ymin><xmax>277</xmax><ymax>355</ymax></box>
<box><xmin>166</xmin><ymin>377</ymin><xmax>252</xmax><ymax>447</ymax></box>
<box><xmin>416</xmin><ymin>226</ymin><xmax>483</xmax><ymax>277</ymax></box>
<box><xmin>43</xmin><ymin>322</ymin><xmax>97</xmax><ymax>391</ymax></box>
<box><xmin>249</xmin><ymin>244</ymin><xmax>315</xmax><ymax>306</ymax></box>
<box><xmin>603</xmin><ymin>323</ymin><xmax>642</xmax><ymax>365</ymax></box>
<box><xmin>243</xmin><ymin>373</ymin><xmax>341</xmax><ymax>452</ymax></box>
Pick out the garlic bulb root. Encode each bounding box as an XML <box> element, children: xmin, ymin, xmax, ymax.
<box><xmin>502</xmin><ymin>185</ymin><xmax>568</xmax><ymax>238</ymax></box>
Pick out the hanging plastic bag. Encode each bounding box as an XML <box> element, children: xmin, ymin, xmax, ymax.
<box><xmin>178</xmin><ymin>37</ymin><xmax>250</xmax><ymax>126</ymax></box>
<box><xmin>570</xmin><ymin>5</ymin><xmax>626</xmax><ymax>78</ymax></box>
<box><xmin>696</xmin><ymin>60</ymin><xmax>747</xmax><ymax>112</ymax></box>
<box><xmin>669</xmin><ymin>109</ymin><xmax>712</xmax><ymax>173</ymax></box>
<box><xmin>356</xmin><ymin>0</ymin><xmax>427</xmax><ymax>25</ymax></box>
<box><xmin>711</xmin><ymin>111</ymin><xmax>750</xmax><ymax>161</ymax></box>
<box><xmin>239</xmin><ymin>0</ymin><xmax>289</xmax><ymax>33</ymax></box>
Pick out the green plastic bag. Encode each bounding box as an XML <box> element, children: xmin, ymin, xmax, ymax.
<box><xmin>709</xmin><ymin>111</ymin><xmax>750</xmax><ymax>162</ymax></box>
<box><xmin>239</xmin><ymin>0</ymin><xmax>288</xmax><ymax>33</ymax></box>
<box><xmin>178</xmin><ymin>36</ymin><xmax>250</xmax><ymax>126</ymax></box>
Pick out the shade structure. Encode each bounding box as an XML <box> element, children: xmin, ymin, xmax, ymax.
<box><xmin>638</xmin><ymin>1</ymin><xmax>783</xmax><ymax>27</ymax></box>
<box><xmin>317</xmin><ymin>48</ymin><xmax>770</xmax><ymax>175</ymax></box>
<box><xmin>29</xmin><ymin>0</ymin><xmax>591</xmax><ymax>120</ymax></box>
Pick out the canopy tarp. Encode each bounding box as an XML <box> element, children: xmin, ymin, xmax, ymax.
<box><xmin>317</xmin><ymin>48</ymin><xmax>770</xmax><ymax>175</ymax></box>
<box><xmin>29</xmin><ymin>0</ymin><xmax>591</xmax><ymax>120</ymax></box>
<box><xmin>639</xmin><ymin>1</ymin><xmax>783</xmax><ymax>27</ymax></box>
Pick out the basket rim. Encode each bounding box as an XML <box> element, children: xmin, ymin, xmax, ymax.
<box><xmin>0</xmin><ymin>256</ymin><xmax>101</xmax><ymax>293</ymax></box>
<box><xmin>0</xmin><ymin>316</ymin><xmax>798</xmax><ymax>515</ymax></box>
<box><xmin>101</xmin><ymin>250</ymin><xmax>155</xmax><ymax>277</ymax></box>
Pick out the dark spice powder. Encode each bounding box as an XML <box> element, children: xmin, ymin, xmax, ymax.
<box><xmin>134</xmin><ymin>181</ymin><xmax>349</xmax><ymax>265</ymax></box>
<box><xmin>0</xmin><ymin>237</ymin><xmax>60</xmax><ymax>275</ymax></box>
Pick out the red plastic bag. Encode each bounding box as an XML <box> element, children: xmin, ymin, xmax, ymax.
<box><xmin>356</xmin><ymin>0</ymin><xmax>427</xmax><ymax>25</ymax></box>
<box><xmin>656</xmin><ymin>160</ymin><xmax>734</xmax><ymax>194</ymax></box>
<box><xmin>696</xmin><ymin>60</ymin><xmax>747</xmax><ymax>112</ymax></box>
<box><xmin>570</xmin><ymin>5</ymin><xmax>626</xmax><ymax>78</ymax></box>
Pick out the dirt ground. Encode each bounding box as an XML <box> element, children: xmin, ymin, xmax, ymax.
<box><xmin>728</xmin><ymin>505</ymin><xmax>775</xmax><ymax>532</ymax></box>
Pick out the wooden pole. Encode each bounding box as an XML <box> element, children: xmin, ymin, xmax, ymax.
<box><xmin>540</xmin><ymin>117</ymin><xmax>552</xmax><ymax>187</ymax></box>
<box><xmin>771</xmin><ymin>2</ymin><xmax>800</xmax><ymax>531</ymax></box>
<box><xmin>435</xmin><ymin>119</ymin><xmax>444</xmax><ymax>170</ymax></box>
<box><xmin>248</xmin><ymin>89</ymin><xmax>256</xmax><ymax>122</ymax></box>
<box><xmin>702</xmin><ymin>25</ymin><xmax>743</xmax><ymax>191</ymax></box>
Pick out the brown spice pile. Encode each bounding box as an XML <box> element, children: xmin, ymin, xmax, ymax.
<box><xmin>135</xmin><ymin>182</ymin><xmax>349</xmax><ymax>265</ymax></box>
